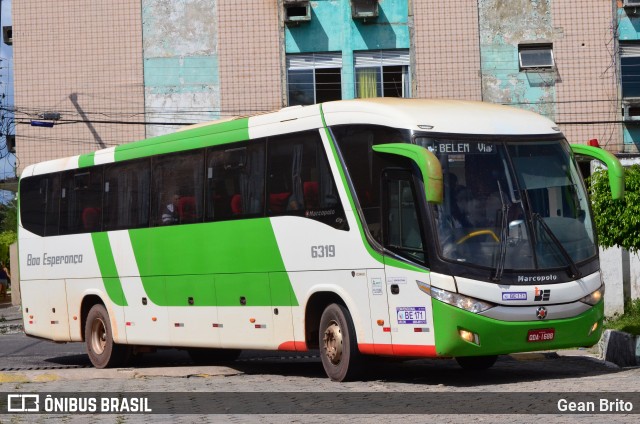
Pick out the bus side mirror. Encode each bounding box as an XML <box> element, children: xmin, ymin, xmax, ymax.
<box><xmin>373</xmin><ymin>143</ymin><xmax>443</xmax><ymax>204</ymax></box>
<box><xmin>570</xmin><ymin>144</ymin><xmax>625</xmax><ymax>200</ymax></box>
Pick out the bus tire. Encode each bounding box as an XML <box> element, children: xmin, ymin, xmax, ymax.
<box><xmin>187</xmin><ymin>348</ymin><xmax>241</xmax><ymax>364</ymax></box>
<box><xmin>85</xmin><ymin>304</ymin><xmax>129</xmax><ymax>368</ymax></box>
<box><xmin>455</xmin><ymin>355</ymin><xmax>498</xmax><ymax>371</ymax></box>
<box><xmin>319</xmin><ymin>303</ymin><xmax>362</xmax><ymax>382</ymax></box>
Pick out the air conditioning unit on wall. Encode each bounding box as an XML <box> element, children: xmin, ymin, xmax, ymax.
<box><xmin>351</xmin><ymin>0</ymin><xmax>378</xmax><ymax>20</ymax></box>
<box><xmin>624</xmin><ymin>0</ymin><xmax>640</xmax><ymax>15</ymax></box>
<box><xmin>622</xmin><ymin>101</ymin><xmax>640</xmax><ymax>122</ymax></box>
<box><xmin>284</xmin><ymin>1</ymin><xmax>311</xmax><ymax>24</ymax></box>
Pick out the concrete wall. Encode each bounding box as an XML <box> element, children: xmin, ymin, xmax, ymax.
<box><xmin>478</xmin><ymin>0</ymin><xmax>556</xmax><ymax>118</ymax></box>
<box><xmin>13</xmin><ymin>0</ymin><xmax>146</xmax><ymax>173</ymax></box>
<box><xmin>412</xmin><ymin>1</ymin><xmax>482</xmax><ymax>100</ymax></box>
<box><xmin>554</xmin><ymin>0</ymin><xmax>619</xmax><ymax>150</ymax></box>
<box><xmin>218</xmin><ymin>0</ymin><xmax>282</xmax><ymax>116</ymax></box>
<box><xmin>601</xmin><ymin>247</ymin><xmax>640</xmax><ymax>317</ymax></box>
<box><xmin>142</xmin><ymin>0</ymin><xmax>220</xmax><ymax>137</ymax></box>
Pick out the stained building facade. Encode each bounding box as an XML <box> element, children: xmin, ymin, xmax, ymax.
<box><xmin>10</xmin><ymin>1</ymin><xmax>632</xmax><ymax>173</ymax></box>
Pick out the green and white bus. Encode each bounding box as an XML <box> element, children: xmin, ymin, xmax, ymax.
<box><xmin>18</xmin><ymin>98</ymin><xmax>624</xmax><ymax>381</ymax></box>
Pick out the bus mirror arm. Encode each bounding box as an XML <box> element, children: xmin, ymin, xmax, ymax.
<box><xmin>372</xmin><ymin>143</ymin><xmax>443</xmax><ymax>204</ymax></box>
<box><xmin>570</xmin><ymin>144</ymin><xmax>625</xmax><ymax>200</ymax></box>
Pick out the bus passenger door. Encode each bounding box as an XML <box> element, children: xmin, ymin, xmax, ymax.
<box><xmin>381</xmin><ymin>170</ymin><xmax>435</xmax><ymax>356</ymax></box>
<box><xmin>365</xmin><ymin>268</ymin><xmax>393</xmax><ymax>355</ymax></box>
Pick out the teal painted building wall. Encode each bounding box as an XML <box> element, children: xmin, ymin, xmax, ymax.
<box><xmin>142</xmin><ymin>0</ymin><xmax>221</xmax><ymax>137</ymax></box>
<box><xmin>478</xmin><ymin>0</ymin><xmax>557</xmax><ymax>119</ymax></box>
<box><xmin>285</xmin><ymin>0</ymin><xmax>410</xmax><ymax>100</ymax></box>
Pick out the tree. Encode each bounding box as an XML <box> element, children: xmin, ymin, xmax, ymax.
<box><xmin>589</xmin><ymin>164</ymin><xmax>640</xmax><ymax>253</ymax></box>
<box><xmin>0</xmin><ymin>197</ymin><xmax>17</xmax><ymax>263</ymax></box>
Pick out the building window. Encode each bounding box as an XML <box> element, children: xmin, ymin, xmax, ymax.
<box><xmin>518</xmin><ymin>44</ymin><xmax>554</xmax><ymax>71</ymax></box>
<box><xmin>620</xmin><ymin>42</ymin><xmax>640</xmax><ymax>99</ymax></box>
<box><xmin>286</xmin><ymin>53</ymin><xmax>342</xmax><ymax>106</ymax></box>
<box><xmin>354</xmin><ymin>50</ymin><xmax>410</xmax><ymax>98</ymax></box>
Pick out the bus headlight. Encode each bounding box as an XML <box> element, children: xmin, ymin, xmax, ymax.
<box><xmin>579</xmin><ymin>284</ymin><xmax>605</xmax><ymax>306</ymax></box>
<box><xmin>416</xmin><ymin>280</ymin><xmax>494</xmax><ymax>313</ymax></box>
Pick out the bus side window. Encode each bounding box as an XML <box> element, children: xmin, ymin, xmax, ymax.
<box><xmin>60</xmin><ymin>168</ymin><xmax>103</xmax><ymax>235</ymax></box>
<box><xmin>103</xmin><ymin>159</ymin><xmax>150</xmax><ymax>231</ymax></box>
<box><xmin>19</xmin><ymin>176</ymin><xmax>47</xmax><ymax>236</ymax></box>
<box><xmin>205</xmin><ymin>141</ymin><xmax>265</xmax><ymax>221</ymax></box>
<box><xmin>266</xmin><ymin>130</ymin><xmax>348</xmax><ymax>230</ymax></box>
<box><xmin>151</xmin><ymin>150</ymin><xmax>204</xmax><ymax>226</ymax></box>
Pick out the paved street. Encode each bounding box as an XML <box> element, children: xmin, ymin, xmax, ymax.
<box><xmin>2</xmin><ymin>299</ymin><xmax>640</xmax><ymax>423</ymax></box>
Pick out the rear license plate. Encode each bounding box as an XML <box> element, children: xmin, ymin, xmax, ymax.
<box><xmin>527</xmin><ymin>328</ymin><xmax>555</xmax><ymax>342</ymax></box>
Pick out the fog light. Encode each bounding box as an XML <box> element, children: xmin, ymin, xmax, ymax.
<box><xmin>588</xmin><ymin>321</ymin><xmax>599</xmax><ymax>336</ymax></box>
<box><xmin>459</xmin><ymin>329</ymin><xmax>480</xmax><ymax>345</ymax></box>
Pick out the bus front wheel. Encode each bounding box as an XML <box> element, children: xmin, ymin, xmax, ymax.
<box><xmin>455</xmin><ymin>355</ymin><xmax>498</xmax><ymax>370</ymax></box>
<box><xmin>85</xmin><ymin>304</ymin><xmax>129</xmax><ymax>368</ymax></box>
<box><xmin>319</xmin><ymin>303</ymin><xmax>362</xmax><ymax>382</ymax></box>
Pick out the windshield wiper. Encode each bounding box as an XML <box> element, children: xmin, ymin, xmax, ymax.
<box><xmin>532</xmin><ymin>213</ymin><xmax>580</xmax><ymax>279</ymax></box>
<box><xmin>491</xmin><ymin>181</ymin><xmax>509</xmax><ymax>282</ymax></box>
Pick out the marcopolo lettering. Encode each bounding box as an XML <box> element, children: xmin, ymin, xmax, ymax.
<box><xmin>517</xmin><ymin>274</ymin><xmax>558</xmax><ymax>283</ymax></box>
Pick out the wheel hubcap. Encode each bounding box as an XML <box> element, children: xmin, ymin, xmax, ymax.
<box><xmin>323</xmin><ymin>321</ymin><xmax>343</xmax><ymax>365</ymax></box>
<box><xmin>90</xmin><ymin>318</ymin><xmax>107</xmax><ymax>355</ymax></box>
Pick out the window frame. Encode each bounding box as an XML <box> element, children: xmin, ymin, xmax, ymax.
<box><xmin>518</xmin><ymin>44</ymin><xmax>555</xmax><ymax>72</ymax></box>
<box><xmin>354</xmin><ymin>49</ymin><xmax>411</xmax><ymax>98</ymax></box>
<box><xmin>286</xmin><ymin>53</ymin><xmax>343</xmax><ymax>106</ymax></box>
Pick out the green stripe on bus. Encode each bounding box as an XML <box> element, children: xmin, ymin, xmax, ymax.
<box><xmin>129</xmin><ymin>219</ymin><xmax>299</xmax><ymax>307</ymax></box>
<box><xmin>91</xmin><ymin>232</ymin><xmax>128</xmax><ymax>307</ymax></box>
<box><xmin>78</xmin><ymin>153</ymin><xmax>95</xmax><ymax>168</ymax></box>
<box><xmin>113</xmin><ymin>118</ymin><xmax>251</xmax><ymax>162</ymax></box>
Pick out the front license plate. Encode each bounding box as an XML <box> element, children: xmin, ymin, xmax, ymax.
<box><xmin>527</xmin><ymin>328</ymin><xmax>555</xmax><ymax>342</ymax></box>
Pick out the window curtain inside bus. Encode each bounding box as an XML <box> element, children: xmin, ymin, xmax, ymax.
<box><xmin>241</xmin><ymin>145</ymin><xmax>265</xmax><ymax>215</ymax></box>
<box><xmin>290</xmin><ymin>144</ymin><xmax>304</xmax><ymax>208</ymax></box>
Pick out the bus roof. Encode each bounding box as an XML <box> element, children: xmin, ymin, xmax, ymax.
<box><xmin>322</xmin><ymin>98</ymin><xmax>560</xmax><ymax>136</ymax></box>
<box><xmin>21</xmin><ymin>98</ymin><xmax>560</xmax><ymax>178</ymax></box>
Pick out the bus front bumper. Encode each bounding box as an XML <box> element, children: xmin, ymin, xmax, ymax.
<box><xmin>432</xmin><ymin>299</ymin><xmax>604</xmax><ymax>357</ymax></box>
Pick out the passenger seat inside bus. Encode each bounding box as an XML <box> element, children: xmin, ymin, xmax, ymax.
<box><xmin>269</xmin><ymin>192</ymin><xmax>291</xmax><ymax>214</ymax></box>
<box><xmin>177</xmin><ymin>196</ymin><xmax>197</xmax><ymax>223</ymax></box>
<box><xmin>231</xmin><ymin>194</ymin><xmax>242</xmax><ymax>215</ymax></box>
<box><xmin>303</xmin><ymin>181</ymin><xmax>320</xmax><ymax>209</ymax></box>
<box><xmin>82</xmin><ymin>207</ymin><xmax>101</xmax><ymax>232</ymax></box>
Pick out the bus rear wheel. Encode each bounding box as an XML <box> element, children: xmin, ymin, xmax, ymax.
<box><xmin>85</xmin><ymin>304</ymin><xmax>129</xmax><ymax>368</ymax></box>
<box><xmin>319</xmin><ymin>303</ymin><xmax>362</xmax><ymax>382</ymax></box>
<box><xmin>455</xmin><ymin>355</ymin><xmax>498</xmax><ymax>370</ymax></box>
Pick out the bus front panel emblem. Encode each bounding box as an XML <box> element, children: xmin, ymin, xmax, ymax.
<box><xmin>536</xmin><ymin>307</ymin><xmax>548</xmax><ymax>320</ymax></box>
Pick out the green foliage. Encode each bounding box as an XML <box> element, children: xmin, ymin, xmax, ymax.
<box><xmin>0</xmin><ymin>197</ymin><xmax>16</xmax><ymax>263</ymax></box>
<box><xmin>0</xmin><ymin>197</ymin><xmax>17</xmax><ymax>233</ymax></box>
<box><xmin>604</xmin><ymin>298</ymin><xmax>640</xmax><ymax>335</ymax></box>
<box><xmin>589</xmin><ymin>164</ymin><xmax>640</xmax><ymax>253</ymax></box>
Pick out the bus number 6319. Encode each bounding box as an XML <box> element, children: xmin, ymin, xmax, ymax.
<box><xmin>311</xmin><ymin>245</ymin><xmax>335</xmax><ymax>258</ymax></box>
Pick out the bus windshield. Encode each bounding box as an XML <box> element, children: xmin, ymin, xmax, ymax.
<box><xmin>416</xmin><ymin>136</ymin><xmax>596</xmax><ymax>274</ymax></box>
